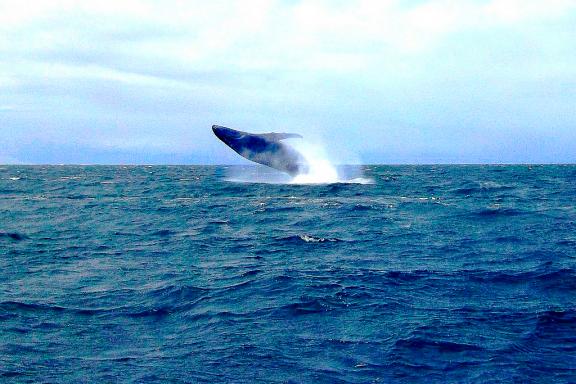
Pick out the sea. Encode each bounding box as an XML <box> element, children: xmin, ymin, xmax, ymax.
<box><xmin>1</xmin><ymin>165</ymin><xmax>575</xmax><ymax>383</ymax></box>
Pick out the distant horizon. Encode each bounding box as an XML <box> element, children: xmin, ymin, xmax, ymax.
<box><xmin>2</xmin><ymin>135</ymin><xmax>575</xmax><ymax>166</ymax></box>
<box><xmin>3</xmin><ymin>162</ymin><xmax>575</xmax><ymax>166</ymax></box>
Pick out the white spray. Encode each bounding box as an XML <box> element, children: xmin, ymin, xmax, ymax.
<box><xmin>289</xmin><ymin>141</ymin><xmax>339</xmax><ymax>184</ymax></box>
<box><xmin>288</xmin><ymin>139</ymin><xmax>373</xmax><ymax>185</ymax></box>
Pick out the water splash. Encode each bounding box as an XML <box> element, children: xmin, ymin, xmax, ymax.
<box><xmin>289</xmin><ymin>141</ymin><xmax>338</xmax><ymax>184</ymax></box>
<box><xmin>289</xmin><ymin>140</ymin><xmax>373</xmax><ymax>185</ymax></box>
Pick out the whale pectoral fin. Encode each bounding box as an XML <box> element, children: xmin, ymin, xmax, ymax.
<box><xmin>279</xmin><ymin>133</ymin><xmax>303</xmax><ymax>140</ymax></box>
<box><xmin>261</xmin><ymin>132</ymin><xmax>303</xmax><ymax>141</ymax></box>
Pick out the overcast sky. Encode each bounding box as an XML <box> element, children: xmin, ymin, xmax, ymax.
<box><xmin>1</xmin><ymin>0</ymin><xmax>575</xmax><ymax>164</ymax></box>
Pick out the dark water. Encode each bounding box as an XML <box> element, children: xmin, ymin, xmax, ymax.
<box><xmin>1</xmin><ymin>165</ymin><xmax>575</xmax><ymax>383</ymax></box>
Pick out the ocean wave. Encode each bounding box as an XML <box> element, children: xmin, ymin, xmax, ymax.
<box><xmin>0</xmin><ymin>284</ymin><xmax>209</xmax><ymax>319</ymax></box>
<box><xmin>464</xmin><ymin>267</ymin><xmax>576</xmax><ymax>288</ymax></box>
<box><xmin>125</xmin><ymin>307</ymin><xmax>172</xmax><ymax>318</ymax></box>
<box><xmin>494</xmin><ymin>235</ymin><xmax>523</xmax><ymax>243</ymax></box>
<box><xmin>350</xmin><ymin>204</ymin><xmax>375</xmax><ymax>211</ymax></box>
<box><xmin>0</xmin><ymin>232</ymin><xmax>27</xmax><ymax>241</ymax></box>
<box><xmin>498</xmin><ymin>309</ymin><xmax>576</xmax><ymax>356</ymax></box>
<box><xmin>0</xmin><ymin>301</ymin><xmax>69</xmax><ymax>313</ymax></box>
<box><xmin>272</xmin><ymin>297</ymin><xmax>348</xmax><ymax>317</ymax></box>
<box><xmin>277</xmin><ymin>234</ymin><xmax>344</xmax><ymax>243</ymax></box>
<box><xmin>393</xmin><ymin>337</ymin><xmax>484</xmax><ymax>353</ymax></box>
<box><xmin>0</xmin><ymin>370</ymin><xmax>26</xmax><ymax>378</ymax></box>
<box><xmin>384</xmin><ymin>270</ymin><xmax>432</xmax><ymax>282</ymax></box>
<box><xmin>151</xmin><ymin>229</ymin><xmax>175</xmax><ymax>237</ymax></box>
<box><xmin>256</xmin><ymin>206</ymin><xmax>300</xmax><ymax>213</ymax></box>
<box><xmin>147</xmin><ymin>284</ymin><xmax>208</xmax><ymax>301</ymax></box>
<box><xmin>532</xmin><ymin>308</ymin><xmax>576</xmax><ymax>328</ymax></box>
<box><xmin>473</xmin><ymin>207</ymin><xmax>526</xmax><ymax>217</ymax></box>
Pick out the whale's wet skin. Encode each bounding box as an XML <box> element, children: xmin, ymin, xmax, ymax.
<box><xmin>1</xmin><ymin>165</ymin><xmax>575</xmax><ymax>383</ymax></box>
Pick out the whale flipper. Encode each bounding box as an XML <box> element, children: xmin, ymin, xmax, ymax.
<box><xmin>260</xmin><ymin>133</ymin><xmax>303</xmax><ymax>141</ymax></box>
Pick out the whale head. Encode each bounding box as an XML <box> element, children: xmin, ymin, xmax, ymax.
<box><xmin>212</xmin><ymin>125</ymin><xmax>243</xmax><ymax>145</ymax></box>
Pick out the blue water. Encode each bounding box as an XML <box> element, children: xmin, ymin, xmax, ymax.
<box><xmin>1</xmin><ymin>165</ymin><xmax>575</xmax><ymax>383</ymax></box>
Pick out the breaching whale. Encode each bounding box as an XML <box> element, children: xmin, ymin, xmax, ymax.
<box><xmin>212</xmin><ymin>125</ymin><xmax>307</xmax><ymax>176</ymax></box>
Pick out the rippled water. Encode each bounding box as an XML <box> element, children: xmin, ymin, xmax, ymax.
<box><xmin>1</xmin><ymin>165</ymin><xmax>575</xmax><ymax>383</ymax></box>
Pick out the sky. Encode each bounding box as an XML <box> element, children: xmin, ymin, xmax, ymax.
<box><xmin>1</xmin><ymin>0</ymin><xmax>575</xmax><ymax>164</ymax></box>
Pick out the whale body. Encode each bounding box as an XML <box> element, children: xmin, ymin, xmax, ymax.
<box><xmin>212</xmin><ymin>125</ymin><xmax>307</xmax><ymax>176</ymax></box>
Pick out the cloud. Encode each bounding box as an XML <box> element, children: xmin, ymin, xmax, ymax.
<box><xmin>1</xmin><ymin>0</ymin><xmax>575</xmax><ymax>163</ymax></box>
<box><xmin>4</xmin><ymin>1</ymin><xmax>574</xmax><ymax>69</ymax></box>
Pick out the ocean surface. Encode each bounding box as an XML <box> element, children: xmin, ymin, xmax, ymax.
<box><xmin>1</xmin><ymin>165</ymin><xmax>575</xmax><ymax>383</ymax></box>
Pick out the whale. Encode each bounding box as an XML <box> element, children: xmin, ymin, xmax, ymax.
<box><xmin>212</xmin><ymin>125</ymin><xmax>307</xmax><ymax>176</ymax></box>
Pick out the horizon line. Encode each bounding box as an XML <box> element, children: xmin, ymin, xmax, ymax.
<box><xmin>2</xmin><ymin>163</ymin><xmax>575</xmax><ymax>167</ymax></box>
